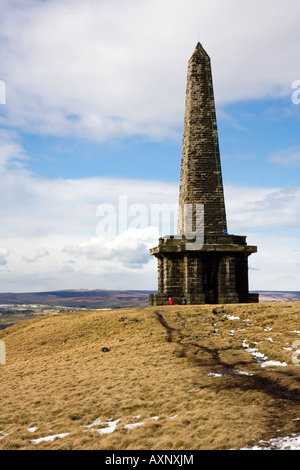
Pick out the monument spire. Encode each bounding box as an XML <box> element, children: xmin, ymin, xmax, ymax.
<box><xmin>178</xmin><ymin>42</ymin><xmax>227</xmax><ymax>237</ymax></box>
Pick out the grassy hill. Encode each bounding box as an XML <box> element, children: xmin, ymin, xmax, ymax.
<box><xmin>0</xmin><ymin>302</ymin><xmax>300</xmax><ymax>450</ymax></box>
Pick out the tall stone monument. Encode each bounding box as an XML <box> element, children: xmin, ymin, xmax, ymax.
<box><xmin>149</xmin><ymin>43</ymin><xmax>258</xmax><ymax>306</ymax></box>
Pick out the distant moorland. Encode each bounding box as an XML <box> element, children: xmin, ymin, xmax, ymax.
<box><xmin>0</xmin><ymin>289</ymin><xmax>299</xmax><ymax>309</ymax></box>
<box><xmin>0</xmin><ymin>289</ymin><xmax>155</xmax><ymax>309</ymax></box>
<box><xmin>0</xmin><ymin>289</ymin><xmax>299</xmax><ymax>331</ymax></box>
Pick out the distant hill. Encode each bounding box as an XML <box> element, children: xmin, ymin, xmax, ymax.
<box><xmin>256</xmin><ymin>291</ymin><xmax>300</xmax><ymax>302</ymax></box>
<box><xmin>0</xmin><ymin>289</ymin><xmax>156</xmax><ymax>309</ymax></box>
<box><xmin>0</xmin><ymin>289</ymin><xmax>299</xmax><ymax>309</ymax></box>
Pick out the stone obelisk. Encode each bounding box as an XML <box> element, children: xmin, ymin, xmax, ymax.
<box><xmin>149</xmin><ymin>43</ymin><xmax>258</xmax><ymax>306</ymax></box>
<box><xmin>178</xmin><ymin>42</ymin><xmax>226</xmax><ymax>238</ymax></box>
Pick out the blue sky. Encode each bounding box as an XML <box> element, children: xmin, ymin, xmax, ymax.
<box><xmin>0</xmin><ymin>0</ymin><xmax>299</xmax><ymax>293</ymax></box>
<box><xmin>16</xmin><ymin>96</ymin><xmax>300</xmax><ymax>186</ymax></box>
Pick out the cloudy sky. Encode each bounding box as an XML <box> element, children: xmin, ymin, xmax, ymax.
<box><xmin>0</xmin><ymin>0</ymin><xmax>299</xmax><ymax>293</ymax></box>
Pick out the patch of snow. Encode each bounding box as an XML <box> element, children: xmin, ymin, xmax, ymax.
<box><xmin>224</xmin><ymin>315</ymin><xmax>240</xmax><ymax>320</ymax></box>
<box><xmin>86</xmin><ymin>416</ymin><xmax>150</xmax><ymax>434</ymax></box>
<box><xmin>97</xmin><ymin>419</ymin><xmax>120</xmax><ymax>435</ymax></box>
<box><xmin>32</xmin><ymin>433</ymin><xmax>69</xmax><ymax>444</ymax></box>
<box><xmin>242</xmin><ymin>434</ymin><xmax>300</xmax><ymax>450</ymax></box>
<box><xmin>124</xmin><ymin>422</ymin><xmax>144</xmax><ymax>429</ymax></box>
<box><xmin>27</xmin><ymin>427</ymin><xmax>37</xmax><ymax>433</ymax></box>
<box><xmin>234</xmin><ymin>370</ymin><xmax>253</xmax><ymax>376</ymax></box>
<box><xmin>85</xmin><ymin>417</ymin><xmax>120</xmax><ymax>434</ymax></box>
<box><xmin>242</xmin><ymin>339</ymin><xmax>267</xmax><ymax>365</ymax></box>
<box><xmin>85</xmin><ymin>417</ymin><xmax>103</xmax><ymax>428</ymax></box>
<box><xmin>208</xmin><ymin>368</ymin><xmax>253</xmax><ymax>377</ymax></box>
<box><xmin>0</xmin><ymin>431</ymin><xmax>8</xmax><ymax>440</ymax></box>
<box><xmin>261</xmin><ymin>360</ymin><xmax>287</xmax><ymax>368</ymax></box>
<box><xmin>242</xmin><ymin>339</ymin><xmax>287</xmax><ymax>367</ymax></box>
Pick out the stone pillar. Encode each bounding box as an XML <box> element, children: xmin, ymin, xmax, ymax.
<box><xmin>218</xmin><ymin>256</ymin><xmax>239</xmax><ymax>303</ymax></box>
<box><xmin>157</xmin><ymin>255</ymin><xmax>164</xmax><ymax>295</ymax></box>
<box><xmin>161</xmin><ymin>255</ymin><xmax>184</xmax><ymax>298</ymax></box>
<box><xmin>184</xmin><ymin>254</ymin><xmax>205</xmax><ymax>304</ymax></box>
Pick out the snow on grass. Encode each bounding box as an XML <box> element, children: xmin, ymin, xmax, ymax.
<box><xmin>261</xmin><ymin>360</ymin><xmax>287</xmax><ymax>368</ymax></box>
<box><xmin>224</xmin><ymin>315</ymin><xmax>240</xmax><ymax>320</ymax></box>
<box><xmin>27</xmin><ymin>427</ymin><xmax>37</xmax><ymax>433</ymax></box>
<box><xmin>242</xmin><ymin>339</ymin><xmax>287</xmax><ymax>368</ymax></box>
<box><xmin>208</xmin><ymin>369</ymin><xmax>253</xmax><ymax>378</ymax></box>
<box><xmin>32</xmin><ymin>433</ymin><xmax>70</xmax><ymax>444</ymax></box>
<box><xmin>1</xmin><ymin>414</ymin><xmax>163</xmax><ymax>446</ymax></box>
<box><xmin>85</xmin><ymin>417</ymin><xmax>120</xmax><ymax>434</ymax></box>
<box><xmin>85</xmin><ymin>415</ymin><xmax>162</xmax><ymax>434</ymax></box>
<box><xmin>123</xmin><ymin>422</ymin><xmax>144</xmax><ymax>429</ymax></box>
<box><xmin>85</xmin><ymin>417</ymin><xmax>103</xmax><ymax>428</ymax></box>
<box><xmin>0</xmin><ymin>431</ymin><xmax>8</xmax><ymax>441</ymax></box>
<box><xmin>242</xmin><ymin>339</ymin><xmax>267</xmax><ymax>365</ymax></box>
<box><xmin>242</xmin><ymin>433</ymin><xmax>300</xmax><ymax>450</ymax></box>
<box><xmin>97</xmin><ymin>419</ymin><xmax>120</xmax><ymax>435</ymax></box>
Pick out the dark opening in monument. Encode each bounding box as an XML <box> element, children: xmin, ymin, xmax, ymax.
<box><xmin>203</xmin><ymin>256</ymin><xmax>219</xmax><ymax>304</ymax></box>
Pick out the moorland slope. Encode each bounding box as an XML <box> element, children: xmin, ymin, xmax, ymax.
<box><xmin>0</xmin><ymin>302</ymin><xmax>300</xmax><ymax>450</ymax></box>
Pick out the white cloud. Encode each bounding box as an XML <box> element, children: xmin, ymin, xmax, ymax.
<box><xmin>63</xmin><ymin>227</ymin><xmax>158</xmax><ymax>269</ymax></box>
<box><xmin>246</xmin><ymin>231</ymin><xmax>300</xmax><ymax>292</ymax></box>
<box><xmin>225</xmin><ymin>185</ymin><xmax>300</xmax><ymax>232</ymax></box>
<box><xmin>268</xmin><ymin>148</ymin><xmax>300</xmax><ymax>167</ymax></box>
<box><xmin>21</xmin><ymin>248</ymin><xmax>50</xmax><ymax>264</ymax></box>
<box><xmin>1</xmin><ymin>0</ymin><xmax>300</xmax><ymax>141</ymax></box>
<box><xmin>0</xmin><ymin>248</ymin><xmax>9</xmax><ymax>267</ymax></box>
<box><xmin>0</xmin><ymin>129</ymin><xmax>27</xmax><ymax>170</ymax></box>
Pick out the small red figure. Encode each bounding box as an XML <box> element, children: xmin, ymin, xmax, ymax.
<box><xmin>168</xmin><ymin>297</ymin><xmax>173</xmax><ymax>306</ymax></box>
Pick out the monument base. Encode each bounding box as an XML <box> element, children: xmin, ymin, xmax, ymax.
<box><xmin>149</xmin><ymin>234</ymin><xmax>259</xmax><ymax>306</ymax></box>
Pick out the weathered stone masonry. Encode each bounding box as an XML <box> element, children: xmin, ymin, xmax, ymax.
<box><xmin>149</xmin><ymin>43</ymin><xmax>258</xmax><ymax>306</ymax></box>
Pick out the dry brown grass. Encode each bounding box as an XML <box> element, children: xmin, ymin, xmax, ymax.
<box><xmin>0</xmin><ymin>302</ymin><xmax>300</xmax><ymax>450</ymax></box>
